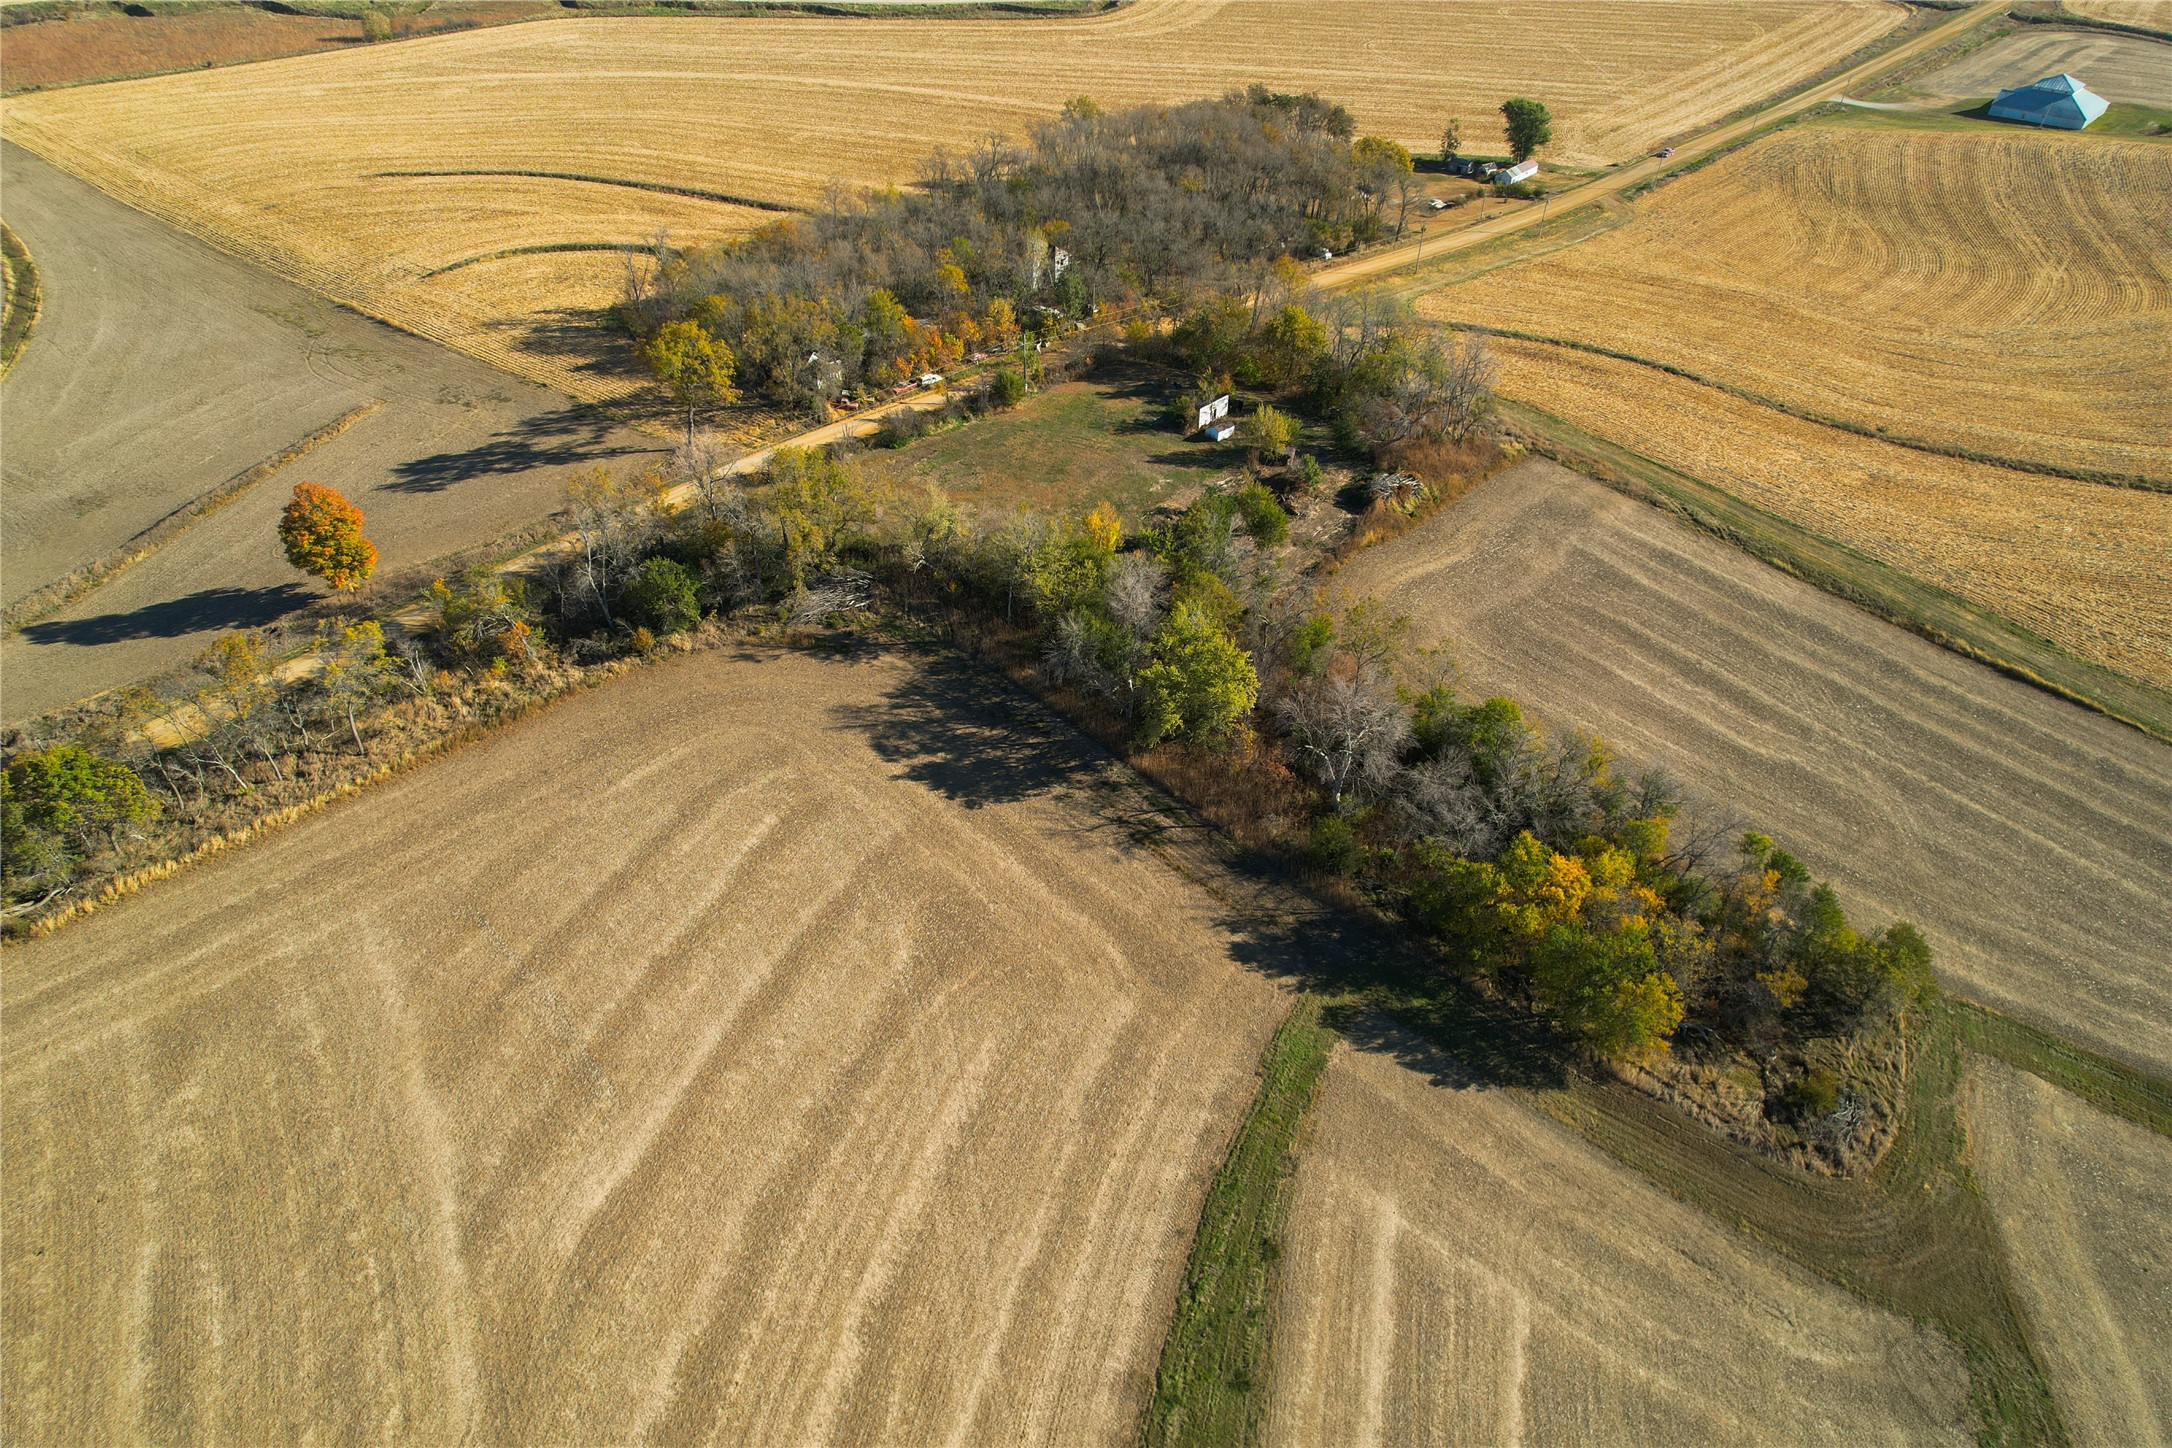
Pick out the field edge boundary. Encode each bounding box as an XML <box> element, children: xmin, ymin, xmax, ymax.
<box><xmin>1138</xmin><ymin>994</ymin><xmax>1333</xmax><ymax>1448</ymax></box>
<box><xmin>2</xmin><ymin>400</ymin><xmax>384</xmax><ymax>635</ymax></box>
<box><xmin>1491</xmin><ymin>398</ymin><xmax>2172</xmax><ymax>744</ymax></box>
<box><xmin>1942</xmin><ymin>998</ymin><xmax>2172</xmax><ymax>1137</ymax></box>
<box><xmin>0</xmin><ymin>220</ymin><xmax>42</xmax><ymax>377</ymax></box>
<box><xmin>1445</xmin><ymin>325</ymin><xmax>2169</xmax><ymax>493</ymax></box>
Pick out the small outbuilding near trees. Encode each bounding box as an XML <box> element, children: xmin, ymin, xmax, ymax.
<box><xmin>1988</xmin><ymin>73</ymin><xmax>2108</xmax><ymax>130</ymax></box>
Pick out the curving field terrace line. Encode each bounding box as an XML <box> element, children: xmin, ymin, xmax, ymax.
<box><xmin>1334</xmin><ymin>460</ymin><xmax>2172</xmax><ymax>1077</ymax></box>
<box><xmin>0</xmin><ymin>646</ymin><xmax>1288</xmax><ymax>1445</ymax></box>
<box><xmin>375</xmin><ymin>168</ymin><xmax>802</xmax><ymax>215</ymax></box>
<box><xmin>0</xmin><ymin>1</ymin><xmax>1903</xmax><ymax>399</ymax></box>
<box><xmin>1267</xmin><ymin>1040</ymin><xmax>1976</xmax><ymax>1447</ymax></box>
<box><xmin>1426</xmin><ymin>125</ymin><xmax>2172</xmax><ymax>484</ymax></box>
<box><xmin>1481</xmin><ymin>337</ymin><xmax>2172</xmax><ymax>690</ymax></box>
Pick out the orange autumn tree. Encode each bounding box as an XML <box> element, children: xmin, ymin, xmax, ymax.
<box><xmin>277</xmin><ymin>481</ymin><xmax>377</xmax><ymax>592</ymax></box>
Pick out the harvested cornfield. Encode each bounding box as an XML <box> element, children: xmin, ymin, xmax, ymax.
<box><xmin>1427</xmin><ymin>126</ymin><xmax>2172</xmax><ymax>482</ymax></box>
<box><xmin>1966</xmin><ymin>1063</ymin><xmax>2172</xmax><ymax>1447</ymax></box>
<box><xmin>1482</xmin><ymin>337</ymin><xmax>2172</xmax><ymax>687</ymax></box>
<box><xmin>0</xmin><ymin>647</ymin><xmax>1287</xmax><ymax>1445</ymax></box>
<box><xmin>1266</xmin><ymin>1041</ymin><xmax>1975</xmax><ymax>1447</ymax></box>
<box><xmin>2065</xmin><ymin>0</ymin><xmax>2172</xmax><ymax>33</ymax></box>
<box><xmin>1333</xmin><ymin>460</ymin><xmax>2172</xmax><ymax>1077</ymax></box>
<box><xmin>1914</xmin><ymin>27</ymin><xmax>2172</xmax><ymax>106</ymax></box>
<box><xmin>0</xmin><ymin>1</ymin><xmax>1900</xmax><ymax>397</ymax></box>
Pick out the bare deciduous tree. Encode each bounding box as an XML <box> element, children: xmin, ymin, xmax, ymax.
<box><xmin>1278</xmin><ymin>666</ymin><xmax>1410</xmax><ymax>810</ymax></box>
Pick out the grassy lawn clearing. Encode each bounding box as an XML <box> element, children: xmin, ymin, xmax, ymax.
<box><xmin>860</xmin><ymin>374</ymin><xmax>1251</xmax><ymax>523</ymax></box>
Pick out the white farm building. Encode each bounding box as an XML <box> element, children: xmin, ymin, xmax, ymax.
<box><xmin>1988</xmin><ymin>73</ymin><xmax>2109</xmax><ymax>130</ymax></box>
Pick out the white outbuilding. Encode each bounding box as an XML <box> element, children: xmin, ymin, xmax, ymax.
<box><xmin>1988</xmin><ymin>73</ymin><xmax>2109</xmax><ymax>130</ymax></box>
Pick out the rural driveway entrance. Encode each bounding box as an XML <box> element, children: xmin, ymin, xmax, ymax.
<box><xmin>1</xmin><ymin>141</ymin><xmax>657</xmax><ymax>721</ymax></box>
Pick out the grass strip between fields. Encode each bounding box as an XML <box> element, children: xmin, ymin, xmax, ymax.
<box><xmin>1942</xmin><ymin>998</ymin><xmax>2172</xmax><ymax>1138</ymax></box>
<box><xmin>1</xmin><ymin>220</ymin><xmax>43</xmax><ymax>377</ymax></box>
<box><xmin>1</xmin><ymin>400</ymin><xmax>383</xmax><ymax>634</ymax></box>
<box><xmin>1494</xmin><ymin>398</ymin><xmax>2172</xmax><ymax>744</ymax></box>
<box><xmin>1536</xmin><ymin>1005</ymin><xmax>2069</xmax><ymax>1446</ymax></box>
<box><xmin>1141</xmin><ymin>995</ymin><xmax>1334</xmax><ymax>1448</ymax></box>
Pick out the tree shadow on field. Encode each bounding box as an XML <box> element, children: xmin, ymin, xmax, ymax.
<box><xmin>494</xmin><ymin>305</ymin><xmax>651</xmax><ymax>391</ymax></box>
<box><xmin>20</xmin><ymin>583</ymin><xmax>317</xmax><ymax>646</ymax></box>
<box><xmin>1211</xmin><ymin>895</ymin><xmax>1569</xmax><ymax>1093</ymax></box>
<box><xmin>828</xmin><ymin>649</ymin><xmax>1094</xmax><ymax>809</ymax></box>
<box><xmin>386</xmin><ymin>405</ymin><xmax>648</xmax><ymax>492</ymax></box>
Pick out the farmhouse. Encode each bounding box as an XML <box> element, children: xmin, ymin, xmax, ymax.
<box><xmin>1988</xmin><ymin>73</ymin><xmax>2108</xmax><ymax>130</ymax></box>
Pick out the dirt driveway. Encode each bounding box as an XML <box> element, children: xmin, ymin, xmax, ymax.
<box><xmin>1</xmin><ymin>142</ymin><xmax>658</xmax><ymax>721</ymax></box>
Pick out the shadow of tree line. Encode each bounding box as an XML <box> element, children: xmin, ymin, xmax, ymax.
<box><xmin>823</xmin><ymin>639</ymin><xmax>1570</xmax><ymax>1092</ymax></box>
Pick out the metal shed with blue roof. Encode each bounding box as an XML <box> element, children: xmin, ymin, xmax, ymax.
<box><xmin>1988</xmin><ymin>73</ymin><xmax>2109</xmax><ymax>130</ymax></box>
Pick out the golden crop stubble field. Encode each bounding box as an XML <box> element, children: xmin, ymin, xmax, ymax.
<box><xmin>0</xmin><ymin>0</ymin><xmax>1903</xmax><ymax>399</ymax></box>
<box><xmin>1964</xmin><ymin>1063</ymin><xmax>2172</xmax><ymax>1447</ymax></box>
<box><xmin>0</xmin><ymin>648</ymin><xmax>1288</xmax><ymax>1446</ymax></box>
<box><xmin>1484</xmin><ymin>337</ymin><xmax>2172</xmax><ymax>687</ymax></box>
<box><xmin>1427</xmin><ymin>126</ymin><xmax>2172</xmax><ymax>482</ymax></box>
<box><xmin>2066</xmin><ymin>0</ymin><xmax>2172</xmax><ymax>28</ymax></box>
<box><xmin>1266</xmin><ymin>1041</ymin><xmax>1975</xmax><ymax>1447</ymax></box>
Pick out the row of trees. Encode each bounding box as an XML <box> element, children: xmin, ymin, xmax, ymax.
<box><xmin>4</xmin><ymin>424</ymin><xmax>1933</xmax><ymax>1075</ymax></box>
<box><xmin>930</xmin><ymin>458</ymin><xmax>1929</xmax><ymax>1065</ymax></box>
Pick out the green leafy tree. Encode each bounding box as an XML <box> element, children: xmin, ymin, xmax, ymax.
<box><xmin>1231</xmin><ymin>477</ymin><xmax>1289</xmax><ymax>549</ymax></box>
<box><xmin>1021</xmin><ymin>518</ymin><xmax>1111</xmax><ymax>618</ymax></box>
<box><xmin>1439</xmin><ymin>117</ymin><xmax>1462</xmax><ymax>158</ymax></box>
<box><xmin>1254</xmin><ymin>303</ymin><xmax>1327</xmax><ymax>389</ymax></box>
<box><xmin>278</xmin><ymin>481</ymin><xmax>377</xmax><ymax>593</ymax></box>
<box><xmin>1242</xmin><ymin>404</ymin><xmax>1297</xmax><ymax>464</ymax></box>
<box><xmin>315</xmin><ymin>619</ymin><xmax>396</xmax><ymax>754</ymax></box>
<box><xmin>1136</xmin><ymin>603</ymin><xmax>1260</xmax><ymax>748</ymax></box>
<box><xmin>429</xmin><ymin>571</ymin><xmax>536</xmax><ymax>665</ymax></box>
<box><xmin>643</xmin><ymin>319</ymin><xmax>740</xmax><ymax>446</ymax></box>
<box><xmin>2</xmin><ymin>745</ymin><xmax>158</xmax><ymax>860</ymax></box>
<box><xmin>1500</xmin><ymin>97</ymin><xmax>1553</xmax><ymax>162</ymax></box>
<box><xmin>620</xmin><ymin>557</ymin><xmax>701</xmax><ymax>635</ymax></box>
<box><xmin>989</xmin><ymin>366</ymin><xmax>1028</xmax><ymax>409</ymax></box>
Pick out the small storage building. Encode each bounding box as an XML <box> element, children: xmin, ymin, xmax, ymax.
<box><xmin>1988</xmin><ymin>73</ymin><xmax>2108</xmax><ymax>130</ymax></box>
<box><xmin>1201</xmin><ymin>417</ymin><xmax>1238</xmax><ymax>443</ymax></box>
<box><xmin>1496</xmin><ymin>159</ymin><xmax>1539</xmax><ymax>185</ymax></box>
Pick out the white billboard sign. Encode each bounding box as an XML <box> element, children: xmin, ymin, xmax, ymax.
<box><xmin>1195</xmin><ymin>394</ymin><xmax>1230</xmax><ymax>431</ymax></box>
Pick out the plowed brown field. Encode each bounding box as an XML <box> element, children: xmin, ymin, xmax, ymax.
<box><xmin>0</xmin><ymin>647</ymin><xmax>1287</xmax><ymax>1445</ymax></box>
<box><xmin>1966</xmin><ymin>1063</ymin><xmax>2172</xmax><ymax>1447</ymax></box>
<box><xmin>1333</xmin><ymin>460</ymin><xmax>2172</xmax><ymax>1076</ymax></box>
<box><xmin>0</xmin><ymin>1</ymin><xmax>1901</xmax><ymax>397</ymax></box>
<box><xmin>1484</xmin><ymin>338</ymin><xmax>2172</xmax><ymax>687</ymax></box>
<box><xmin>1266</xmin><ymin>1040</ymin><xmax>1974</xmax><ymax>1447</ymax></box>
<box><xmin>1427</xmin><ymin>126</ymin><xmax>2172</xmax><ymax>482</ymax></box>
